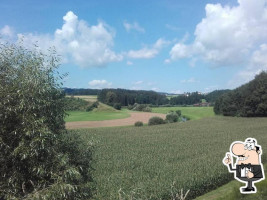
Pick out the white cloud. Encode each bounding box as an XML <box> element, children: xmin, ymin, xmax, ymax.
<box><xmin>180</xmin><ymin>77</ymin><xmax>197</xmax><ymax>83</ymax></box>
<box><xmin>133</xmin><ymin>80</ymin><xmax>144</xmax><ymax>85</ymax></box>
<box><xmin>88</xmin><ymin>79</ymin><xmax>112</xmax><ymax>89</ymax></box>
<box><xmin>127</xmin><ymin>38</ymin><xmax>170</xmax><ymax>59</ymax></box>
<box><xmin>169</xmin><ymin>90</ymin><xmax>183</xmax><ymax>94</ymax></box>
<box><xmin>126</xmin><ymin>61</ymin><xmax>133</xmax><ymax>65</ymax></box>
<box><xmin>1</xmin><ymin>11</ymin><xmax>122</xmax><ymax>68</ymax></box>
<box><xmin>123</xmin><ymin>21</ymin><xmax>145</xmax><ymax>33</ymax></box>
<box><xmin>0</xmin><ymin>25</ymin><xmax>14</xmax><ymax>38</ymax></box>
<box><xmin>168</xmin><ymin>0</ymin><xmax>267</xmax><ymax>86</ymax></box>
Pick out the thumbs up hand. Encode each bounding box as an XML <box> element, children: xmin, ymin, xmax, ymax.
<box><xmin>224</xmin><ymin>153</ymin><xmax>232</xmax><ymax>165</ymax></box>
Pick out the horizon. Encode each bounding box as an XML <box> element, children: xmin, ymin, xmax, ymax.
<box><xmin>1</xmin><ymin>0</ymin><xmax>267</xmax><ymax>93</ymax></box>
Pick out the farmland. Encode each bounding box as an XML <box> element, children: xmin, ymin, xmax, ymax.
<box><xmin>152</xmin><ymin>106</ymin><xmax>214</xmax><ymax>120</ymax></box>
<box><xmin>69</xmin><ymin>116</ymin><xmax>267</xmax><ymax>199</ymax></box>
<box><xmin>65</xmin><ymin>110</ymin><xmax>130</xmax><ymax>122</ymax></box>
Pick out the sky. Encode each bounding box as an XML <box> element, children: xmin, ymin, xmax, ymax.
<box><xmin>1</xmin><ymin>0</ymin><xmax>267</xmax><ymax>94</ymax></box>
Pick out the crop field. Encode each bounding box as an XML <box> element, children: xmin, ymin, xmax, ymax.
<box><xmin>152</xmin><ymin>106</ymin><xmax>214</xmax><ymax>120</ymax></box>
<box><xmin>69</xmin><ymin>116</ymin><xmax>267</xmax><ymax>199</ymax></box>
<box><xmin>66</xmin><ymin>95</ymin><xmax>98</xmax><ymax>102</ymax></box>
<box><xmin>65</xmin><ymin>109</ymin><xmax>130</xmax><ymax>122</ymax></box>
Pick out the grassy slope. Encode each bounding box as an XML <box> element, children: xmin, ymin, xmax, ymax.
<box><xmin>152</xmin><ymin>106</ymin><xmax>215</xmax><ymax>120</ymax></box>
<box><xmin>65</xmin><ymin>109</ymin><xmax>130</xmax><ymax>122</ymax></box>
<box><xmin>195</xmin><ymin>164</ymin><xmax>267</xmax><ymax>200</ymax></box>
<box><xmin>70</xmin><ymin>117</ymin><xmax>267</xmax><ymax>199</ymax></box>
<box><xmin>65</xmin><ymin>95</ymin><xmax>130</xmax><ymax>122</ymax></box>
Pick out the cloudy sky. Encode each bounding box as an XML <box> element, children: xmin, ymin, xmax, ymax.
<box><xmin>1</xmin><ymin>0</ymin><xmax>267</xmax><ymax>93</ymax></box>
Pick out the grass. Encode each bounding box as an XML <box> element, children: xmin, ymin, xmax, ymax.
<box><xmin>152</xmin><ymin>106</ymin><xmax>215</xmax><ymax>120</ymax></box>
<box><xmin>66</xmin><ymin>95</ymin><xmax>98</xmax><ymax>102</ymax></box>
<box><xmin>195</xmin><ymin>164</ymin><xmax>267</xmax><ymax>200</ymax></box>
<box><xmin>65</xmin><ymin>109</ymin><xmax>130</xmax><ymax>122</ymax></box>
<box><xmin>69</xmin><ymin>116</ymin><xmax>267</xmax><ymax>199</ymax></box>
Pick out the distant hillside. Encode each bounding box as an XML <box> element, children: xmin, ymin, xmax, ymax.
<box><xmin>214</xmin><ymin>71</ymin><xmax>267</xmax><ymax>117</ymax></box>
<box><xmin>63</xmin><ymin>88</ymin><xmax>100</xmax><ymax>95</ymax></box>
<box><xmin>205</xmin><ymin>89</ymin><xmax>231</xmax><ymax>103</ymax></box>
<box><xmin>97</xmin><ymin>88</ymin><xmax>169</xmax><ymax>106</ymax></box>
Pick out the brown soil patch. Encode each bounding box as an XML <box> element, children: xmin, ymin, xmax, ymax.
<box><xmin>66</xmin><ymin>112</ymin><xmax>166</xmax><ymax>129</ymax></box>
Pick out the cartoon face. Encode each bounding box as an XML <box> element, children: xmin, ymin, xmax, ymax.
<box><xmin>231</xmin><ymin>139</ymin><xmax>260</xmax><ymax>165</ymax></box>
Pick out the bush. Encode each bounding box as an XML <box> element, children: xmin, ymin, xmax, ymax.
<box><xmin>86</xmin><ymin>101</ymin><xmax>99</xmax><ymax>112</ymax></box>
<box><xmin>64</xmin><ymin>97</ymin><xmax>89</xmax><ymax>111</ymax></box>
<box><xmin>143</xmin><ymin>106</ymin><xmax>152</xmax><ymax>112</ymax></box>
<box><xmin>127</xmin><ymin>104</ymin><xmax>134</xmax><ymax>110</ymax></box>
<box><xmin>132</xmin><ymin>104</ymin><xmax>152</xmax><ymax>112</ymax></box>
<box><xmin>148</xmin><ymin>116</ymin><xmax>165</xmax><ymax>126</ymax></box>
<box><xmin>0</xmin><ymin>42</ymin><xmax>93</xmax><ymax>199</ymax></box>
<box><xmin>175</xmin><ymin>110</ymin><xmax>182</xmax><ymax>117</ymax></box>
<box><xmin>113</xmin><ymin>103</ymin><xmax>121</xmax><ymax>110</ymax></box>
<box><xmin>165</xmin><ymin>111</ymin><xmax>179</xmax><ymax>123</ymax></box>
<box><xmin>134</xmin><ymin>121</ymin><xmax>144</xmax><ymax>127</ymax></box>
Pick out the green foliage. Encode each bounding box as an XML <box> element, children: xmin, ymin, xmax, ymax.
<box><xmin>152</xmin><ymin>106</ymin><xmax>214</xmax><ymax>120</ymax></box>
<box><xmin>98</xmin><ymin>88</ymin><xmax>169</xmax><ymax>106</ymax></box>
<box><xmin>71</xmin><ymin>117</ymin><xmax>267</xmax><ymax>199</ymax></box>
<box><xmin>214</xmin><ymin>71</ymin><xmax>267</xmax><ymax>117</ymax></box>
<box><xmin>134</xmin><ymin>121</ymin><xmax>144</xmax><ymax>127</ymax></box>
<box><xmin>64</xmin><ymin>96</ymin><xmax>90</xmax><ymax>111</ymax></box>
<box><xmin>113</xmin><ymin>103</ymin><xmax>121</xmax><ymax>110</ymax></box>
<box><xmin>143</xmin><ymin>106</ymin><xmax>152</xmax><ymax>112</ymax></box>
<box><xmin>170</xmin><ymin>92</ymin><xmax>204</xmax><ymax>105</ymax></box>
<box><xmin>148</xmin><ymin>116</ymin><xmax>165</xmax><ymax>125</ymax></box>
<box><xmin>205</xmin><ymin>89</ymin><xmax>231</xmax><ymax>103</ymax></box>
<box><xmin>86</xmin><ymin>101</ymin><xmax>99</xmax><ymax>112</ymax></box>
<box><xmin>64</xmin><ymin>88</ymin><xmax>100</xmax><ymax>95</ymax></box>
<box><xmin>175</xmin><ymin>110</ymin><xmax>181</xmax><ymax>117</ymax></box>
<box><xmin>131</xmin><ymin>103</ymin><xmax>152</xmax><ymax>112</ymax></box>
<box><xmin>0</xmin><ymin>42</ymin><xmax>93</xmax><ymax>199</ymax></box>
<box><xmin>165</xmin><ymin>111</ymin><xmax>179</xmax><ymax>123</ymax></box>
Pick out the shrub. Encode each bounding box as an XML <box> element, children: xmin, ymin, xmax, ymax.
<box><xmin>143</xmin><ymin>106</ymin><xmax>152</xmax><ymax>112</ymax></box>
<box><xmin>127</xmin><ymin>104</ymin><xmax>134</xmax><ymax>110</ymax></box>
<box><xmin>148</xmin><ymin>116</ymin><xmax>165</xmax><ymax>126</ymax></box>
<box><xmin>86</xmin><ymin>101</ymin><xmax>99</xmax><ymax>112</ymax></box>
<box><xmin>113</xmin><ymin>103</ymin><xmax>121</xmax><ymax>110</ymax></box>
<box><xmin>132</xmin><ymin>104</ymin><xmax>152</xmax><ymax>112</ymax></box>
<box><xmin>134</xmin><ymin>121</ymin><xmax>144</xmax><ymax>127</ymax></box>
<box><xmin>133</xmin><ymin>104</ymin><xmax>147</xmax><ymax>111</ymax></box>
<box><xmin>175</xmin><ymin>110</ymin><xmax>182</xmax><ymax>117</ymax></box>
<box><xmin>64</xmin><ymin>97</ymin><xmax>89</xmax><ymax>111</ymax></box>
<box><xmin>0</xmin><ymin>42</ymin><xmax>93</xmax><ymax>199</ymax></box>
<box><xmin>166</xmin><ymin>111</ymin><xmax>179</xmax><ymax>123</ymax></box>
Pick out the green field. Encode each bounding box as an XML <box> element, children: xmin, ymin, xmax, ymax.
<box><xmin>152</xmin><ymin>106</ymin><xmax>215</xmax><ymax>120</ymax></box>
<box><xmin>65</xmin><ymin>109</ymin><xmax>130</xmax><ymax>122</ymax></box>
<box><xmin>69</xmin><ymin>116</ymin><xmax>267</xmax><ymax>199</ymax></box>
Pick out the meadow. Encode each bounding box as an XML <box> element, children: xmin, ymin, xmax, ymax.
<box><xmin>69</xmin><ymin>116</ymin><xmax>267</xmax><ymax>199</ymax></box>
<box><xmin>65</xmin><ymin>109</ymin><xmax>130</xmax><ymax>122</ymax></box>
<box><xmin>152</xmin><ymin>106</ymin><xmax>214</xmax><ymax>120</ymax></box>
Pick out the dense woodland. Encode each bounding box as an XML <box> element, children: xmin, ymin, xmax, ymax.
<box><xmin>64</xmin><ymin>88</ymin><xmax>100</xmax><ymax>95</ymax></box>
<box><xmin>97</xmin><ymin>88</ymin><xmax>169</xmax><ymax>106</ymax></box>
<box><xmin>64</xmin><ymin>88</ymin><xmax>230</xmax><ymax>106</ymax></box>
<box><xmin>214</xmin><ymin>71</ymin><xmax>267</xmax><ymax>117</ymax></box>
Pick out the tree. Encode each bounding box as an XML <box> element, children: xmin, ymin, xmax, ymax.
<box><xmin>0</xmin><ymin>42</ymin><xmax>93</xmax><ymax>199</ymax></box>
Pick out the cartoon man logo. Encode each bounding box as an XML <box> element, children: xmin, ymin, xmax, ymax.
<box><xmin>223</xmin><ymin>138</ymin><xmax>265</xmax><ymax>193</ymax></box>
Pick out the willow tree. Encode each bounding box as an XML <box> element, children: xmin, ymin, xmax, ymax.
<box><xmin>0</xmin><ymin>42</ymin><xmax>93</xmax><ymax>199</ymax></box>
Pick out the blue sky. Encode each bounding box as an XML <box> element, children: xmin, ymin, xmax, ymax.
<box><xmin>1</xmin><ymin>0</ymin><xmax>267</xmax><ymax>93</ymax></box>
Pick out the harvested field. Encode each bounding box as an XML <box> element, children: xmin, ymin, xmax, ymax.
<box><xmin>66</xmin><ymin>112</ymin><xmax>166</xmax><ymax>129</ymax></box>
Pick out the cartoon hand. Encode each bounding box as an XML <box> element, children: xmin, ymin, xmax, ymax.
<box><xmin>224</xmin><ymin>153</ymin><xmax>232</xmax><ymax>165</ymax></box>
<box><xmin>247</xmin><ymin>171</ymin><xmax>254</xmax><ymax>179</ymax></box>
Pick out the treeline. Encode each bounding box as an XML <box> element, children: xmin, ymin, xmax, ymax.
<box><xmin>97</xmin><ymin>89</ymin><xmax>169</xmax><ymax>106</ymax></box>
<box><xmin>64</xmin><ymin>88</ymin><xmax>100</xmax><ymax>95</ymax></box>
<box><xmin>205</xmin><ymin>89</ymin><xmax>231</xmax><ymax>103</ymax></box>
<box><xmin>64</xmin><ymin>87</ymin><xmax>230</xmax><ymax>106</ymax></box>
<box><xmin>214</xmin><ymin>71</ymin><xmax>267</xmax><ymax>117</ymax></box>
<box><xmin>170</xmin><ymin>92</ymin><xmax>205</xmax><ymax>105</ymax></box>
